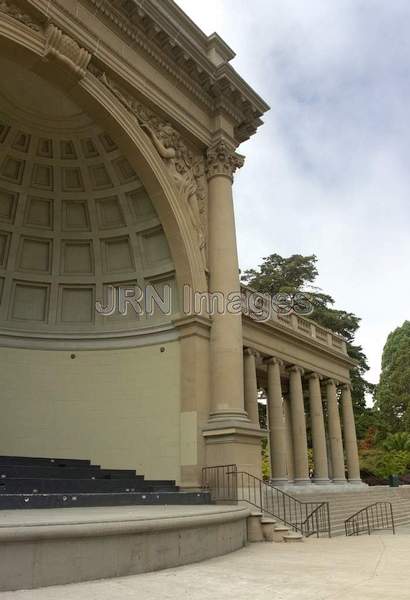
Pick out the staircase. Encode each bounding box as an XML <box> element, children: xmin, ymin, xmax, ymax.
<box><xmin>0</xmin><ymin>455</ymin><xmax>210</xmax><ymax>509</ymax></box>
<box><xmin>294</xmin><ymin>487</ymin><xmax>410</xmax><ymax>536</ymax></box>
<box><xmin>202</xmin><ymin>465</ymin><xmax>331</xmax><ymax>537</ymax></box>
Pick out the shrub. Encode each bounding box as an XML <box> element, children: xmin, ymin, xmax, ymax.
<box><xmin>382</xmin><ymin>432</ymin><xmax>410</xmax><ymax>452</ymax></box>
<box><xmin>374</xmin><ymin>450</ymin><xmax>410</xmax><ymax>479</ymax></box>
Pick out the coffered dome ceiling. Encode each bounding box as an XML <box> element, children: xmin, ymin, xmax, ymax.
<box><xmin>0</xmin><ymin>57</ymin><xmax>177</xmax><ymax>337</ymax></box>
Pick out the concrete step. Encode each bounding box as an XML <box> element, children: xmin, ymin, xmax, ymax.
<box><xmin>261</xmin><ymin>517</ymin><xmax>276</xmax><ymax>542</ymax></box>
<box><xmin>273</xmin><ymin>525</ymin><xmax>290</xmax><ymax>542</ymax></box>
<box><xmin>0</xmin><ymin>478</ymin><xmax>177</xmax><ymax>494</ymax></box>
<box><xmin>0</xmin><ymin>491</ymin><xmax>210</xmax><ymax>510</ymax></box>
<box><xmin>0</xmin><ymin>465</ymin><xmax>138</xmax><ymax>479</ymax></box>
<box><xmin>0</xmin><ymin>456</ymin><xmax>91</xmax><ymax>467</ymax></box>
<box><xmin>282</xmin><ymin>487</ymin><xmax>410</xmax><ymax>537</ymax></box>
<box><xmin>330</xmin><ymin>506</ymin><xmax>410</xmax><ymax>521</ymax></box>
<box><xmin>283</xmin><ymin>532</ymin><xmax>303</xmax><ymax>543</ymax></box>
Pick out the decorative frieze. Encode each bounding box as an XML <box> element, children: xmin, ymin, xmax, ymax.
<box><xmin>88</xmin><ymin>65</ymin><xmax>208</xmax><ymax>268</ymax></box>
<box><xmin>0</xmin><ymin>0</ymin><xmax>41</xmax><ymax>31</ymax></box>
<box><xmin>206</xmin><ymin>140</ymin><xmax>244</xmax><ymax>181</ymax></box>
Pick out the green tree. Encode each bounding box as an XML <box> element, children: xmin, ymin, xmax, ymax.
<box><xmin>382</xmin><ymin>432</ymin><xmax>410</xmax><ymax>451</ymax></box>
<box><xmin>375</xmin><ymin>450</ymin><xmax>410</xmax><ymax>479</ymax></box>
<box><xmin>241</xmin><ymin>253</ymin><xmax>373</xmax><ymax>421</ymax></box>
<box><xmin>374</xmin><ymin>321</ymin><xmax>410</xmax><ymax>433</ymax></box>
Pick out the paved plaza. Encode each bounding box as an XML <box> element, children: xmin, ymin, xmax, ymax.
<box><xmin>2</xmin><ymin>527</ymin><xmax>409</xmax><ymax>600</ymax></box>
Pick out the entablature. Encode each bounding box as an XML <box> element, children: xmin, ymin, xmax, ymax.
<box><xmin>22</xmin><ymin>0</ymin><xmax>269</xmax><ymax>149</ymax></box>
<box><xmin>242</xmin><ymin>315</ymin><xmax>355</xmax><ymax>385</ymax></box>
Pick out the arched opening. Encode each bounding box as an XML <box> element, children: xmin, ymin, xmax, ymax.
<box><xmin>0</xmin><ymin>55</ymin><xmax>179</xmax><ymax>334</ymax></box>
<box><xmin>0</xmin><ymin>46</ymin><xmax>203</xmax><ymax>481</ymax></box>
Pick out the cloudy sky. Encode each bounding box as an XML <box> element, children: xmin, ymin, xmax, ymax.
<box><xmin>177</xmin><ymin>0</ymin><xmax>410</xmax><ymax>389</ymax></box>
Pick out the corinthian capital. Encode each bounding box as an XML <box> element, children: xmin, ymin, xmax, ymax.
<box><xmin>206</xmin><ymin>140</ymin><xmax>244</xmax><ymax>180</ymax></box>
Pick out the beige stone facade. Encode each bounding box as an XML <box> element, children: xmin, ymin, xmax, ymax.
<box><xmin>0</xmin><ymin>0</ymin><xmax>361</xmax><ymax>489</ymax></box>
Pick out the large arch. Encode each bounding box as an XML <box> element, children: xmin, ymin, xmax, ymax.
<box><xmin>0</xmin><ymin>21</ymin><xmax>209</xmax><ymax>481</ymax></box>
<box><xmin>0</xmin><ymin>27</ymin><xmax>207</xmax><ymax>339</ymax></box>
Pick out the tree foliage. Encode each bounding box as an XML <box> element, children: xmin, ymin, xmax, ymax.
<box><xmin>375</xmin><ymin>450</ymin><xmax>410</xmax><ymax>478</ymax></box>
<box><xmin>375</xmin><ymin>323</ymin><xmax>410</xmax><ymax>433</ymax></box>
<box><xmin>382</xmin><ymin>432</ymin><xmax>410</xmax><ymax>452</ymax></box>
<box><xmin>242</xmin><ymin>253</ymin><xmax>372</xmax><ymax>417</ymax></box>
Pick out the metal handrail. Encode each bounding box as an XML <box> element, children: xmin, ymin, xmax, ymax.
<box><xmin>202</xmin><ymin>465</ymin><xmax>331</xmax><ymax>538</ymax></box>
<box><xmin>345</xmin><ymin>502</ymin><xmax>395</xmax><ymax>536</ymax></box>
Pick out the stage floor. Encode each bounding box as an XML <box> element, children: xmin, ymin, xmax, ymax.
<box><xmin>0</xmin><ymin>504</ymin><xmax>250</xmax><ymax>591</ymax></box>
<box><xmin>0</xmin><ymin>503</ymin><xmax>242</xmax><ymax>527</ymax></box>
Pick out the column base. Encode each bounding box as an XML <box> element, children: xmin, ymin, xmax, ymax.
<box><xmin>312</xmin><ymin>478</ymin><xmax>332</xmax><ymax>485</ymax></box>
<box><xmin>207</xmin><ymin>409</ymin><xmax>250</xmax><ymax>423</ymax></box>
<box><xmin>293</xmin><ymin>478</ymin><xmax>312</xmax><ymax>486</ymax></box>
<box><xmin>348</xmin><ymin>479</ymin><xmax>368</xmax><ymax>486</ymax></box>
<box><xmin>269</xmin><ymin>478</ymin><xmax>289</xmax><ymax>487</ymax></box>
<box><xmin>331</xmin><ymin>478</ymin><xmax>348</xmax><ymax>485</ymax></box>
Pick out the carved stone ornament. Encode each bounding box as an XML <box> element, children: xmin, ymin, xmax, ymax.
<box><xmin>206</xmin><ymin>140</ymin><xmax>244</xmax><ymax>180</ymax></box>
<box><xmin>44</xmin><ymin>23</ymin><xmax>91</xmax><ymax>79</ymax></box>
<box><xmin>88</xmin><ymin>64</ymin><xmax>208</xmax><ymax>268</ymax></box>
<box><xmin>0</xmin><ymin>0</ymin><xmax>41</xmax><ymax>31</ymax></box>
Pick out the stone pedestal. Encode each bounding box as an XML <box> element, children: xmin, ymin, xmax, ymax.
<box><xmin>203</xmin><ymin>422</ymin><xmax>265</xmax><ymax>479</ymax></box>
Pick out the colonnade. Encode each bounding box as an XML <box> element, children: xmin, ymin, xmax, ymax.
<box><xmin>243</xmin><ymin>349</ymin><xmax>362</xmax><ymax>486</ymax></box>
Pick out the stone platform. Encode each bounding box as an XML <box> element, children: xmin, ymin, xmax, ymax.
<box><xmin>2</xmin><ymin>528</ymin><xmax>406</xmax><ymax>600</ymax></box>
<box><xmin>0</xmin><ymin>504</ymin><xmax>250</xmax><ymax>591</ymax></box>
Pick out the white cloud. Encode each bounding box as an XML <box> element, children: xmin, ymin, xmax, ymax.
<box><xmin>177</xmin><ymin>0</ymin><xmax>410</xmax><ymax>386</ymax></box>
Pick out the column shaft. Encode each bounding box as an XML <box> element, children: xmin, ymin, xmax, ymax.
<box><xmin>207</xmin><ymin>151</ymin><xmax>246</xmax><ymax>420</ymax></box>
<box><xmin>283</xmin><ymin>395</ymin><xmax>295</xmax><ymax>482</ymax></box>
<box><xmin>243</xmin><ymin>349</ymin><xmax>259</xmax><ymax>425</ymax></box>
<box><xmin>266</xmin><ymin>358</ymin><xmax>287</xmax><ymax>484</ymax></box>
<box><xmin>341</xmin><ymin>385</ymin><xmax>361</xmax><ymax>482</ymax></box>
<box><xmin>288</xmin><ymin>366</ymin><xmax>310</xmax><ymax>484</ymax></box>
<box><xmin>307</xmin><ymin>374</ymin><xmax>330</xmax><ymax>484</ymax></box>
<box><xmin>325</xmin><ymin>380</ymin><xmax>346</xmax><ymax>483</ymax></box>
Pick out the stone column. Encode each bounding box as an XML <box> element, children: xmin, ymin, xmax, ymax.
<box><xmin>203</xmin><ymin>140</ymin><xmax>265</xmax><ymax>477</ymax></box>
<box><xmin>265</xmin><ymin>357</ymin><xmax>287</xmax><ymax>485</ymax></box>
<box><xmin>324</xmin><ymin>379</ymin><xmax>346</xmax><ymax>484</ymax></box>
<box><xmin>306</xmin><ymin>373</ymin><xmax>330</xmax><ymax>484</ymax></box>
<box><xmin>206</xmin><ymin>140</ymin><xmax>247</xmax><ymax>421</ymax></box>
<box><xmin>288</xmin><ymin>366</ymin><xmax>311</xmax><ymax>485</ymax></box>
<box><xmin>341</xmin><ymin>384</ymin><xmax>362</xmax><ymax>483</ymax></box>
<box><xmin>243</xmin><ymin>348</ymin><xmax>259</xmax><ymax>425</ymax></box>
<box><xmin>283</xmin><ymin>393</ymin><xmax>295</xmax><ymax>482</ymax></box>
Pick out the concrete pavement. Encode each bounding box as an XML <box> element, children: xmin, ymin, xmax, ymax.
<box><xmin>1</xmin><ymin>528</ymin><xmax>409</xmax><ymax>600</ymax></box>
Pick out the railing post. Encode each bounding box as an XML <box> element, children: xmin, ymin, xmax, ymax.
<box><xmin>327</xmin><ymin>503</ymin><xmax>331</xmax><ymax>538</ymax></box>
<box><xmin>390</xmin><ymin>503</ymin><xmax>395</xmax><ymax>535</ymax></box>
<box><xmin>366</xmin><ymin>509</ymin><xmax>371</xmax><ymax>535</ymax></box>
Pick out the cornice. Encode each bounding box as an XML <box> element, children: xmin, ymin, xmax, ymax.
<box><xmin>87</xmin><ymin>0</ymin><xmax>269</xmax><ymax>145</ymax></box>
<box><xmin>20</xmin><ymin>0</ymin><xmax>268</xmax><ymax>145</ymax></box>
